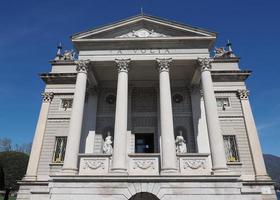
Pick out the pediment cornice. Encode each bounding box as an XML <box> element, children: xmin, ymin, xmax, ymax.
<box><xmin>72</xmin><ymin>15</ymin><xmax>216</xmax><ymax>40</ymax></box>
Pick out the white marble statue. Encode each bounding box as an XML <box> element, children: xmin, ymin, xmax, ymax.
<box><xmin>175</xmin><ymin>134</ymin><xmax>187</xmax><ymax>154</ymax></box>
<box><xmin>62</xmin><ymin>49</ymin><xmax>75</xmax><ymax>61</ymax></box>
<box><xmin>103</xmin><ymin>136</ymin><xmax>113</xmax><ymax>155</ymax></box>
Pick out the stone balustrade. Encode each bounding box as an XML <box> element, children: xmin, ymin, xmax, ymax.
<box><xmin>177</xmin><ymin>153</ymin><xmax>211</xmax><ymax>175</ymax></box>
<box><xmin>128</xmin><ymin>153</ymin><xmax>160</xmax><ymax>175</ymax></box>
<box><xmin>77</xmin><ymin>153</ymin><xmax>210</xmax><ymax>176</ymax></box>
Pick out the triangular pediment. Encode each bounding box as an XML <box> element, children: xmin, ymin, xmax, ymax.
<box><xmin>72</xmin><ymin>15</ymin><xmax>216</xmax><ymax>40</ymax></box>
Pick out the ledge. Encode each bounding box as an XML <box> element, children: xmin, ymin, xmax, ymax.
<box><xmin>128</xmin><ymin>153</ymin><xmax>160</xmax><ymax>157</ymax></box>
<box><xmin>49</xmin><ymin>163</ymin><xmax>63</xmax><ymax>166</ymax></box>
<box><xmin>211</xmin><ymin>70</ymin><xmax>251</xmax><ymax>81</ymax></box>
<box><xmin>227</xmin><ymin>162</ymin><xmax>242</xmax><ymax>166</ymax></box>
<box><xmin>177</xmin><ymin>153</ymin><xmax>210</xmax><ymax>157</ymax></box>
<box><xmin>40</xmin><ymin>73</ymin><xmax>77</xmax><ymax>84</ymax></box>
<box><xmin>78</xmin><ymin>153</ymin><xmax>112</xmax><ymax>157</ymax></box>
<box><xmin>49</xmin><ymin>174</ymin><xmax>241</xmax><ymax>182</ymax></box>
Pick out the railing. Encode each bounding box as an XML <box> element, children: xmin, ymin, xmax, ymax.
<box><xmin>78</xmin><ymin>153</ymin><xmax>210</xmax><ymax>175</ymax></box>
<box><xmin>177</xmin><ymin>153</ymin><xmax>211</xmax><ymax>175</ymax></box>
<box><xmin>128</xmin><ymin>153</ymin><xmax>160</xmax><ymax>175</ymax></box>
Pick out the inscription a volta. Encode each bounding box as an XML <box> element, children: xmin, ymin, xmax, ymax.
<box><xmin>113</xmin><ymin>49</ymin><xmax>171</xmax><ymax>55</ymax></box>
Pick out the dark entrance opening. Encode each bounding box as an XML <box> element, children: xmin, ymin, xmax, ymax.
<box><xmin>135</xmin><ymin>133</ymin><xmax>154</xmax><ymax>153</ymax></box>
<box><xmin>130</xmin><ymin>192</ymin><xmax>159</xmax><ymax>200</ymax></box>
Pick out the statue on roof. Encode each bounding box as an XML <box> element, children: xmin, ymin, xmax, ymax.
<box><xmin>214</xmin><ymin>40</ymin><xmax>236</xmax><ymax>58</ymax></box>
<box><xmin>62</xmin><ymin>49</ymin><xmax>76</xmax><ymax>61</ymax></box>
<box><xmin>54</xmin><ymin>42</ymin><xmax>76</xmax><ymax>61</ymax></box>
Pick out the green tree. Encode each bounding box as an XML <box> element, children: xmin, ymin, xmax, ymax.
<box><xmin>0</xmin><ymin>151</ymin><xmax>29</xmax><ymax>199</ymax></box>
<box><xmin>0</xmin><ymin>138</ymin><xmax>12</xmax><ymax>152</ymax></box>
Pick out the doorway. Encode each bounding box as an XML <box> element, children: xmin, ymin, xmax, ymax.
<box><xmin>135</xmin><ymin>133</ymin><xmax>154</xmax><ymax>153</ymax></box>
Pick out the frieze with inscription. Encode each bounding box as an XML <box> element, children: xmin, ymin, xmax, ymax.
<box><xmin>112</xmin><ymin>49</ymin><xmax>171</xmax><ymax>55</ymax></box>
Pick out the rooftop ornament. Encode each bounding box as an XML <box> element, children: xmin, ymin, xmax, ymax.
<box><xmin>214</xmin><ymin>40</ymin><xmax>236</xmax><ymax>58</ymax></box>
<box><xmin>54</xmin><ymin>42</ymin><xmax>76</xmax><ymax>61</ymax></box>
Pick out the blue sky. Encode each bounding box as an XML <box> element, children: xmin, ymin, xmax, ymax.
<box><xmin>0</xmin><ymin>0</ymin><xmax>279</xmax><ymax>156</ymax></box>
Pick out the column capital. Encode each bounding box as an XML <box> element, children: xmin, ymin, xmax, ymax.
<box><xmin>75</xmin><ymin>60</ymin><xmax>90</xmax><ymax>73</ymax></box>
<box><xmin>237</xmin><ymin>89</ymin><xmax>249</xmax><ymax>100</ymax></box>
<box><xmin>115</xmin><ymin>59</ymin><xmax>131</xmax><ymax>73</ymax></box>
<box><xmin>41</xmin><ymin>92</ymin><xmax>54</xmax><ymax>102</ymax></box>
<box><xmin>156</xmin><ymin>58</ymin><xmax>172</xmax><ymax>72</ymax></box>
<box><xmin>197</xmin><ymin>58</ymin><xmax>212</xmax><ymax>72</ymax></box>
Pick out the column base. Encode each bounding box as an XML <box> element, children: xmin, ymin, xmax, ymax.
<box><xmin>160</xmin><ymin>168</ymin><xmax>178</xmax><ymax>175</ymax></box>
<box><xmin>22</xmin><ymin>175</ymin><xmax>37</xmax><ymax>181</ymax></box>
<box><xmin>255</xmin><ymin>174</ymin><xmax>271</xmax><ymax>181</ymax></box>
<box><xmin>211</xmin><ymin>167</ymin><xmax>229</xmax><ymax>175</ymax></box>
<box><xmin>61</xmin><ymin>167</ymin><xmax>78</xmax><ymax>175</ymax></box>
<box><xmin>111</xmin><ymin>168</ymin><xmax>128</xmax><ymax>175</ymax></box>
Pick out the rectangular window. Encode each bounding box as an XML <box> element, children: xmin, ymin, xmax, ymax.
<box><xmin>52</xmin><ymin>137</ymin><xmax>67</xmax><ymax>163</ymax></box>
<box><xmin>216</xmin><ymin>97</ymin><xmax>230</xmax><ymax>108</ymax></box>
<box><xmin>223</xmin><ymin>135</ymin><xmax>239</xmax><ymax>162</ymax></box>
<box><xmin>61</xmin><ymin>99</ymin><xmax>73</xmax><ymax>110</ymax></box>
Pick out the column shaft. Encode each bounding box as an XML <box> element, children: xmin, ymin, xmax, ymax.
<box><xmin>190</xmin><ymin>86</ymin><xmax>211</xmax><ymax>154</ymax></box>
<box><xmin>198</xmin><ymin>58</ymin><xmax>228</xmax><ymax>172</ymax></box>
<box><xmin>62</xmin><ymin>60</ymin><xmax>89</xmax><ymax>174</ymax></box>
<box><xmin>238</xmin><ymin>90</ymin><xmax>269</xmax><ymax>180</ymax></box>
<box><xmin>157</xmin><ymin>58</ymin><xmax>177</xmax><ymax>173</ymax></box>
<box><xmin>84</xmin><ymin>90</ymin><xmax>98</xmax><ymax>154</ymax></box>
<box><xmin>24</xmin><ymin>92</ymin><xmax>54</xmax><ymax>180</ymax></box>
<box><xmin>112</xmin><ymin>59</ymin><xmax>130</xmax><ymax>173</ymax></box>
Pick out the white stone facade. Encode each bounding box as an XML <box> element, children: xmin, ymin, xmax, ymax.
<box><xmin>17</xmin><ymin>15</ymin><xmax>277</xmax><ymax>200</ymax></box>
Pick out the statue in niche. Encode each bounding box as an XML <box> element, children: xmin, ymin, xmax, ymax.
<box><xmin>103</xmin><ymin>134</ymin><xmax>113</xmax><ymax>155</ymax></box>
<box><xmin>175</xmin><ymin>130</ymin><xmax>187</xmax><ymax>154</ymax></box>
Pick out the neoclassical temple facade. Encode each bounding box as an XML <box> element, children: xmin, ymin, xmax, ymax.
<box><xmin>17</xmin><ymin>15</ymin><xmax>277</xmax><ymax>200</ymax></box>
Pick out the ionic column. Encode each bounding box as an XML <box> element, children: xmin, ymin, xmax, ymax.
<box><xmin>198</xmin><ymin>58</ymin><xmax>228</xmax><ymax>173</ymax></box>
<box><xmin>62</xmin><ymin>60</ymin><xmax>89</xmax><ymax>175</ymax></box>
<box><xmin>237</xmin><ymin>90</ymin><xmax>269</xmax><ymax>180</ymax></box>
<box><xmin>156</xmin><ymin>58</ymin><xmax>177</xmax><ymax>173</ymax></box>
<box><xmin>24</xmin><ymin>92</ymin><xmax>54</xmax><ymax>180</ymax></box>
<box><xmin>111</xmin><ymin>59</ymin><xmax>130</xmax><ymax>173</ymax></box>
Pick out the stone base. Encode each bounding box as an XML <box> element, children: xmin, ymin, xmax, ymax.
<box><xmin>160</xmin><ymin>168</ymin><xmax>178</xmax><ymax>175</ymax></box>
<box><xmin>110</xmin><ymin>168</ymin><xmax>128</xmax><ymax>175</ymax></box>
<box><xmin>22</xmin><ymin>175</ymin><xmax>37</xmax><ymax>181</ymax></box>
<box><xmin>255</xmin><ymin>174</ymin><xmax>272</xmax><ymax>181</ymax></box>
<box><xmin>61</xmin><ymin>167</ymin><xmax>78</xmax><ymax>175</ymax></box>
<box><xmin>17</xmin><ymin>177</ymin><xmax>277</xmax><ymax>200</ymax></box>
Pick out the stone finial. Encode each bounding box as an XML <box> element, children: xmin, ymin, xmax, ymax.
<box><xmin>237</xmin><ymin>89</ymin><xmax>249</xmax><ymax>100</ymax></box>
<box><xmin>42</xmin><ymin>92</ymin><xmax>54</xmax><ymax>102</ymax></box>
<box><xmin>198</xmin><ymin>58</ymin><xmax>212</xmax><ymax>71</ymax></box>
<box><xmin>115</xmin><ymin>59</ymin><xmax>131</xmax><ymax>72</ymax></box>
<box><xmin>156</xmin><ymin>58</ymin><xmax>172</xmax><ymax>72</ymax></box>
<box><xmin>75</xmin><ymin>60</ymin><xmax>90</xmax><ymax>73</ymax></box>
